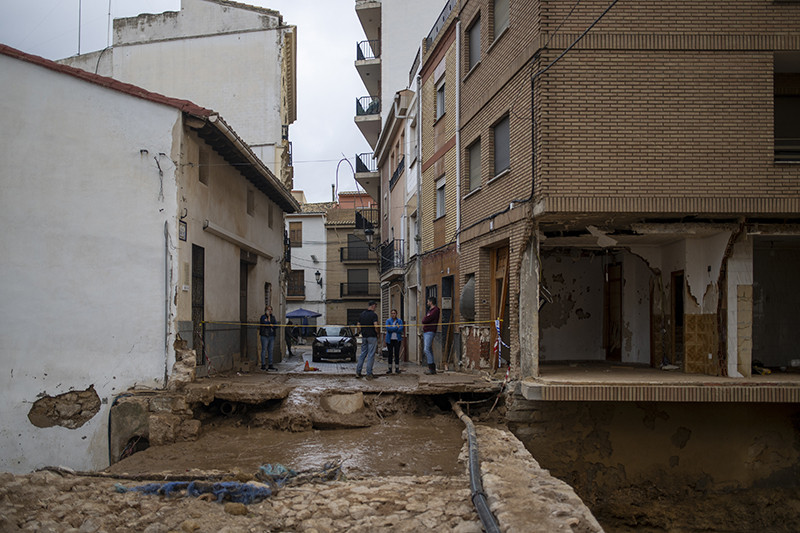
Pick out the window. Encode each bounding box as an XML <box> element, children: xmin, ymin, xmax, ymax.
<box><xmin>247</xmin><ymin>190</ymin><xmax>255</xmax><ymax>216</ymax></box>
<box><xmin>468</xmin><ymin>140</ymin><xmax>481</xmax><ymax>191</ymax></box>
<box><xmin>774</xmin><ymin>53</ymin><xmax>800</xmax><ymax>162</ymax></box>
<box><xmin>436</xmin><ymin>82</ymin><xmax>446</xmax><ymax>120</ymax></box>
<box><xmin>348</xmin><ymin>269</ymin><xmax>369</xmax><ymax>295</ymax></box>
<box><xmin>198</xmin><ymin>149</ymin><xmax>209</xmax><ymax>185</ymax></box>
<box><xmin>468</xmin><ymin>17</ymin><xmax>481</xmax><ymax>71</ymax></box>
<box><xmin>289</xmin><ymin>221</ymin><xmax>302</xmax><ymax>247</ymax></box>
<box><xmin>264</xmin><ymin>282</ymin><xmax>272</xmax><ymax>307</ymax></box>
<box><xmin>347</xmin><ymin>233</ymin><xmax>370</xmax><ymax>260</ymax></box>
<box><xmin>436</xmin><ymin>176</ymin><xmax>446</xmax><ymax>218</ymax></box>
<box><xmin>493</xmin><ymin>115</ymin><xmax>510</xmax><ymax>176</ymax></box>
<box><xmin>493</xmin><ymin>0</ymin><xmax>509</xmax><ymax>38</ymax></box>
<box><xmin>288</xmin><ymin>270</ymin><xmax>305</xmax><ymax>297</ymax></box>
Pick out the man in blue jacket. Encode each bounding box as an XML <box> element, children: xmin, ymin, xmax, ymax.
<box><xmin>384</xmin><ymin>309</ymin><xmax>404</xmax><ymax>374</ymax></box>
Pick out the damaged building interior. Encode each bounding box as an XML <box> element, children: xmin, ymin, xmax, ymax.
<box><xmin>538</xmin><ymin>217</ymin><xmax>800</xmax><ymax>377</ymax></box>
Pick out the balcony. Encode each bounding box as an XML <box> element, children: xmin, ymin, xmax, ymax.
<box><xmin>355</xmin><ymin>152</ymin><xmax>379</xmax><ymax>200</ymax></box>
<box><xmin>380</xmin><ymin>239</ymin><xmax>405</xmax><ymax>280</ymax></box>
<box><xmin>355</xmin><ymin>0</ymin><xmax>381</xmax><ymax>42</ymax></box>
<box><xmin>355</xmin><ymin>96</ymin><xmax>381</xmax><ymax>149</ymax></box>
<box><xmin>356</xmin><ymin>40</ymin><xmax>381</xmax><ymax>96</ymax></box>
<box><xmin>340</xmin><ymin>282</ymin><xmax>381</xmax><ymax>298</ymax></box>
<box><xmin>340</xmin><ymin>246</ymin><xmax>378</xmax><ymax>262</ymax></box>
<box><xmin>355</xmin><ymin>208</ymin><xmax>379</xmax><ymax>232</ymax></box>
<box><xmin>389</xmin><ymin>155</ymin><xmax>405</xmax><ymax>191</ymax></box>
<box><xmin>425</xmin><ymin>0</ymin><xmax>457</xmax><ymax>50</ymax></box>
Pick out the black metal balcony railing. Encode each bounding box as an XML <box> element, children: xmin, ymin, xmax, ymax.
<box><xmin>775</xmin><ymin>138</ymin><xmax>800</xmax><ymax>162</ymax></box>
<box><xmin>426</xmin><ymin>0</ymin><xmax>457</xmax><ymax>50</ymax></box>
<box><xmin>380</xmin><ymin>239</ymin><xmax>405</xmax><ymax>274</ymax></box>
<box><xmin>356</xmin><ymin>96</ymin><xmax>381</xmax><ymax>116</ymax></box>
<box><xmin>355</xmin><ymin>208</ymin><xmax>379</xmax><ymax>231</ymax></box>
<box><xmin>340</xmin><ymin>246</ymin><xmax>378</xmax><ymax>262</ymax></box>
<box><xmin>356</xmin><ymin>152</ymin><xmax>377</xmax><ymax>173</ymax></box>
<box><xmin>389</xmin><ymin>155</ymin><xmax>405</xmax><ymax>191</ymax></box>
<box><xmin>340</xmin><ymin>282</ymin><xmax>381</xmax><ymax>298</ymax></box>
<box><xmin>356</xmin><ymin>39</ymin><xmax>381</xmax><ymax>61</ymax></box>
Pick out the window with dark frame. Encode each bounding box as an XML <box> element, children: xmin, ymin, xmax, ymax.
<box><xmin>493</xmin><ymin>115</ymin><xmax>510</xmax><ymax>177</ymax></box>
<box><xmin>493</xmin><ymin>0</ymin><xmax>509</xmax><ymax>38</ymax></box>
<box><xmin>468</xmin><ymin>139</ymin><xmax>481</xmax><ymax>191</ymax></box>
<box><xmin>468</xmin><ymin>16</ymin><xmax>481</xmax><ymax>71</ymax></box>
<box><xmin>436</xmin><ymin>176</ymin><xmax>446</xmax><ymax>218</ymax></box>
<box><xmin>289</xmin><ymin>221</ymin><xmax>302</xmax><ymax>247</ymax></box>
<box><xmin>288</xmin><ymin>270</ymin><xmax>305</xmax><ymax>297</ymax></box>
<box><xmin>436</xmin><ymin>82</ymin><xmax>446</xmax><ymax>120</ymax></box>
<box><xmin>774</xmin><ymin>53</ymin><xmax>800</xmax><ymax>162</ymax></box>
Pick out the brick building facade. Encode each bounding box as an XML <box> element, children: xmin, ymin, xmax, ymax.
<box><xmin>454</xmin><ymin>0</ymin><xmax>800</xmax><ymax>378</ymax></box>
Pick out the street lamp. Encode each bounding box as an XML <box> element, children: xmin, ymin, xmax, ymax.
<box><xmin>315</xmin><ymin>270</ymin><xmax>322</xmax><ymax>286</ymax></box>
<box><xmin>364</xmin><ymin>227</ymin><xmax>375</xmax><ymax>246</ymax></box>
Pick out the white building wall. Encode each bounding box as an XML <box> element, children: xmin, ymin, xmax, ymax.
<box><xmin>0</xmin><ymin>56</ymin><xmax>180</xmax><ymax>473</ymax></box>
<box><xmin>62</xmin><ymin>0</ymin><xmax>290</xmax><ymax>176</ymax></box>
<box><xmin>285</xmin><ymin>213</ymin><xmax>327</xmax><ymax>325</ymax></box>
<box><xmin>176</xmin><ymin>134</ymin><xmax>287</xmax><ymax>371</ymax></box>
<box><xmin>380</xmin><ymin>0</ymin><xmax>444</xmax><ymax>124</ymax></box>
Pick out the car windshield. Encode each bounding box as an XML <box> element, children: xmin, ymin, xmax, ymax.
<box><xmin>317</xmin><ymin>326</ymin><xmax>351</xmax><ymax>337</ymax></box>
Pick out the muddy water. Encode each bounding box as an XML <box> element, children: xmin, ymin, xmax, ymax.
<box><xmin>107</xmin><ymin>413</ymin><xmax>465</xmax><ymax>477</ymax></box>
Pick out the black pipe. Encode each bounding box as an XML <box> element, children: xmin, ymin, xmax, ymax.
<box><xmin>450</xmin><ymin>399</ymin><xmax>501</xmax><ymax>533</ymax></box>
<box><xmin>219</xmin><ymin>401</ymin><xmax>237</xmax><ymax>416</ymax></box>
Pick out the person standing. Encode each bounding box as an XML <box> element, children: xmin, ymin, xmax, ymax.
<box><xmin>356</xmin><ymin>301</ymin><xmax>380</xmax><ymax>379</ymax></box>
<box><xmin>384</xmin><ymin>309</ymin><xmax>404</xmax><ymax>374</ymax></box>
<box><xmin>259</xmin><ymin>305</ymin><xmax>277</xmax><ymax>371</ymax></box>
<box><xmin>421</xmin><ymin>297</ymin><xmax>440</xmax><ymax>375</ymax></box>
<box><xmin>285</xmin><ymin>319</ymin><xmax>295</xmax><ymax>357</ymax></box>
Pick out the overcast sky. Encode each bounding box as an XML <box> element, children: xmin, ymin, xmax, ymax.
<box><xmin>0</xmin><ymin>0</ymin><xmax>372</xmax><ymax>203</ymax></box>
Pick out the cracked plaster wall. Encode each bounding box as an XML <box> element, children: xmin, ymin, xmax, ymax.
<box><xmin>540</xmin><ymin>252</ymin><xmax>605</xmax><ymax>361</ymax></box>
<box><xmin>0</xmin><ymin>57</ymin><xmax>180</xmax><ymax>473</ymax></box>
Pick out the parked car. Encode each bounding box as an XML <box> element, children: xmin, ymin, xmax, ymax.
<box><xmin>312</xmin><ymin>326</ymin><xmax>357</xmax><ymax>362</ymax></box>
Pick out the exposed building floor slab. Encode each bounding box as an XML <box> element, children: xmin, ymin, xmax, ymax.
<box><xmin>523</xmin><ymin>363</ymin><xmax>800</xmax><ymax>402</ymax></box>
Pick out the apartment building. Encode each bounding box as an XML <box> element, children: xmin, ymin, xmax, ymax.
<box><xmin>285</xmin><ymin>192</ymin><xmax>336</xmax><ymax>330</ymax></box>
<box><xmin>324</xmin><ymin>192</ymin><xmax>381</xmax><ymax>327</ymax></box>
<box><xmin>454</xmin><ymin>0</ymin><xmax>800</xmax><ymax>381</ymax></box>
<box><xmin>418</xmin><ymin>2</ymin><xmax>463</xmax><ymax>369</ymax></box>
<box><xmin>354</xmin><ymin>0</ymin><xmax>448</xmax><ymax>361</ymax></box>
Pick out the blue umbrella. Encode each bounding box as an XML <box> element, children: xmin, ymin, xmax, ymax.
<box><xmin>286</xmin><ymin>308</ymin><xmax>322</xmax><ymax>319</ymax></box>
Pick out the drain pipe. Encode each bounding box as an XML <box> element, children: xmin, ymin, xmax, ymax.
<box><xmin>450</xmin><ymin>398</ymin><xmax>501</xmax><ymax>533</ymax></box>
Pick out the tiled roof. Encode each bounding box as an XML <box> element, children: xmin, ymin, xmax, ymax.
<box><xmin>325</xmin><ymin>208</ymin><xmax>357</xmax><ymax>226</ymax></box>
<box><xmin>0</xmin><ymin>44</ymin><xmax>215</xmax><ymax>119</ymax></box>
<box><xmin>300</xmin><ymin>202</ymin><xmax>337</xmax><ymax>214</ymax></box>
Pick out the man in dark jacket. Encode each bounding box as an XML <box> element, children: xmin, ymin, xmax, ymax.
<box><xmin>356</xmin><ymin>301</ymin><xmax>380</xmax><ymax>379</ymax></box>
<box><xmin>259</xmin><ymin>306</ymin><xmax>277</xmax><ymax>371</ymax></box>
<box><xmin>421</xmin><ymin>297</ymin><xmax>440</xmax><ymax>375</ymax></box>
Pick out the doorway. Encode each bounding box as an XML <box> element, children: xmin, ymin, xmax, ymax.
<box><xmin>490</xmin><ymin>246</ymin><xmax>510</xmax><ymax>370</ymax></box>
<box><xmin>192</xmin><ymin>245</ymin><xmax>205</xmax><ymax>365</ymax></box>
<box><xmin>671</xmin><ymin>271</ymin><xmax>685</xmax><ymax>365</ymax></box>
<box><xmin>604</xmin><ymin>263</ymin><xmax>622</xmax><ymax>362</ymax></box>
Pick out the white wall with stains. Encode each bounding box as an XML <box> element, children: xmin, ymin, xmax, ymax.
<box><xmin>0</xmin><ymin>55</ymin><xmax>180</xmax><ymax>473</ymax></box>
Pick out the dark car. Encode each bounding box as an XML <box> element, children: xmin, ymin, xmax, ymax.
<box><xmin>312</xmin><ymin>326</ymin><xmax>357</xmax><ymax>362</ymax></box>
